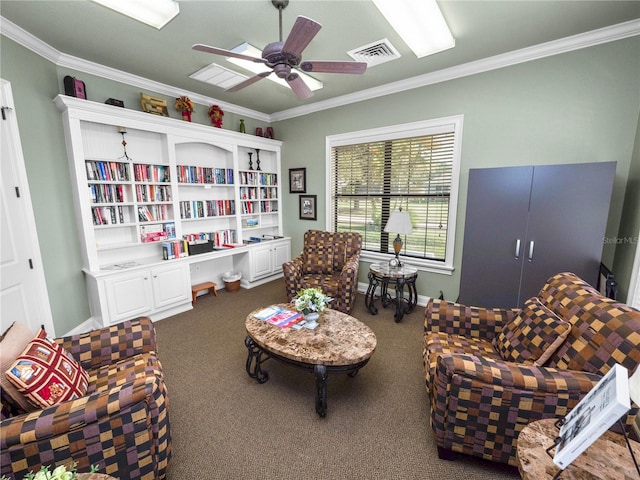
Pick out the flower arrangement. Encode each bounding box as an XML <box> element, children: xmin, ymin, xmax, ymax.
<box><xmin>175</xmin><ymin>96</ymin><xmax>194</xmax><ymax>121</ymax></box>
<box><xmin>294</xmin><ymin>288</ymin><xmax>332</xmax><ymax>315</ymax></box>
<box><xmin>208</xmin><ymin>104</ymin><xmax>224</xmax><ymax>128</ymax></box>
<box><xmin>2</xmin><ymin>463</ymin><xmax>98</xmax><ymax>480</ymax></box>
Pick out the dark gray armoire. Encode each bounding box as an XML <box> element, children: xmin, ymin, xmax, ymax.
<box><xmin>458</xmin><ymin>162</ymin><xmax>616</xmax><ymax>309</ymax></box>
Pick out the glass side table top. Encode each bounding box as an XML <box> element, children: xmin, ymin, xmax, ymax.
<box><xmin>370</xmin><ymin>263</ymin><xmax>418</xmax><ymax>278</ymax></box>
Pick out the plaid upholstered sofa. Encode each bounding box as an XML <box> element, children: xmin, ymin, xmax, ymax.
<box><xmin>283</xmin><ymin>230</ymin><xmax>362</xmax><ymax>314</ymax></box>
<box><xmin>423</xmin><ymin>272</ymin><xmax>640</xmax><ymax>466</ymax></box>
<box><xmin>1</xmin><ymin>317</ymin><xmax>171</xmax><ymax>479</ymax></box>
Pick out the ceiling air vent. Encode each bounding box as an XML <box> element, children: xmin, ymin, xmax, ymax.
<box><xmin>347</xmin><ymin>38</ymin><xmax>401</xmax><ymax>67</ymax></box>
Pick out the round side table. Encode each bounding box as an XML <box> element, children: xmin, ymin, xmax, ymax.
<box><xmin>365</xmin><ymin>263</ymin><xmax>418</xmax><ymax>322</ymax></box>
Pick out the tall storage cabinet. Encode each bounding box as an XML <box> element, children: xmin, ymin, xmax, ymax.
<box><xmin>56</xmin><ymin>95</ymin><xmax>288</xmax><ymax>326</ymax></box>
<box><xmin>458</xmin><ymin>162</ymin><xmax>616</xmax><ymax>308</ymax></box>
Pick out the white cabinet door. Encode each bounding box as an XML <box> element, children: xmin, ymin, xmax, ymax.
<box><xmin>104</xmin><ymin>270</ymin><xmax>154</xmax><ymax>323</ymax></box>
<box><xmin>272</xmin><ymin>241</ymin><xmax>290</xmax><ymax>274</ymax></box>
<box><xmin>252</xmin><ymin>244</ymin><xmax>273</xmax><ymax>279</ymax></box>
<box><xmin>151</xmin><ymin>263</ymin><xmax>190</xmax><ymax>309</ymax></box>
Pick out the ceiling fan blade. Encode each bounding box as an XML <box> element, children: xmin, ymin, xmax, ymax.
<box><xmin>300</xmin><ymin>61</ymin><xmax>367</xmax><ymax>74</ymax></box>
<box><xmin>282</xmin><ymin>16</ymin><xmax>322</xmax><ymax>58</ymax></box>
<box><xmin>225</xmin><ymin>72</ymin><xmax>272</xmax><ymax>93</ymax></box>
<box><xmin>286</xmin><ymin>73</ymin><xmax>313</xmax><ymax>100</ymax></box>
<box><xmin>192</xmin><ymin>44</ymin><xmax>267</xmax><ymax>64</ymax></box>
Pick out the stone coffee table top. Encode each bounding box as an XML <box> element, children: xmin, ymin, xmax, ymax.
<box><xmin>246</xmin><ymin>305</ymin><xmax>377</xmax><ymax>366</ymax></box>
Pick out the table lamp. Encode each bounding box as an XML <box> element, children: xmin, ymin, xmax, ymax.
<box><xmin>384</xmin><ymin>209</ymin><xmax>413</xmax><ymax>267</ymax></box>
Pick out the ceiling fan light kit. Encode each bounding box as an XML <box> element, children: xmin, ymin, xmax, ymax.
<box><xmin>192</xmin><ymin>0</ymin><xmax>367</xmax><ymax>100</ymax></box>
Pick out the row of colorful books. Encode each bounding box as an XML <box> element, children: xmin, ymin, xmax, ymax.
<box><xmin>253</xmin><ymin>306</ymin><xmax>303</xmax><ymax>328</ymax></box>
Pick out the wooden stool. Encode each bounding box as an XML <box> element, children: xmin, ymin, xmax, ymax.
<box><xmin>191</xmin><ymin>281</ymin><xmax>218</xmax><ymax>304</ymax></box>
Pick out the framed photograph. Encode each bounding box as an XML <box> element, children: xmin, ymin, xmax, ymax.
<box><xmin>299</xmin><ymin>194</ymin><xmax>317</xmax><ymax>220</ymax></box>
<box><xmin>289</xmin><ymin>168</ymin><xmax>306</xmax><ymax>193</ymax></box>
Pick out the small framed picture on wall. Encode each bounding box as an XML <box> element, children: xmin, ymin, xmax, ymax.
<box><xmin>289</xmin><ymin>167</ymin><xmax>306</xmax><ymax>193</ymax></box>
<box><xmin>299</xmin><ymin>195</ymin><xmax>317</xmax><ymax>220</ymax></box>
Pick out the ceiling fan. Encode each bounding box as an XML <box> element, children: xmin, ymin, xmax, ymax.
<box><xmin>192</xmin><ymin>0</ymin><xmax>367</xmax><ymax>100</ymax></box>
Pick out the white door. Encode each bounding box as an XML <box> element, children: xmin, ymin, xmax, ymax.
<box><xmin>0</xmin><ymin>79</ymin><xmax>54</xmax><ymax>335</ymax></box>
<box><xmin>151</xmin><ymin>263</ymin><xmax>190</xmax><ymax>309</ymax></box>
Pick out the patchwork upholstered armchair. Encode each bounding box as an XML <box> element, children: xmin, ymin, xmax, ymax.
<box><xmin>283</xmin><ymin>230</ymin><xmax>362</xmax><ymax>314</ymax></box>
<box><xmin>1</xmin><ymin>317</ymin><xmax>171</xmax><ymax>480</ymax></box>
<box><xmin>423</xmin><ymin>272</ymin><xmax>640</xmax><ymax>466</ymax></box>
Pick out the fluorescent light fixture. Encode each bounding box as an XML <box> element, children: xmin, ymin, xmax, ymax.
<box><xmin>92</xmin><ymin>0</ymin><xmax>179</xmax><ymax>29</ymax></box>
<box><xmin>227</xmin><ymin>43</ymin><xmax>323</xmax><ymax>91</ymax></box>
<box><xmin>372</xmin><ymin>0</ymin><xmax>454</xmax><ymax>58</ymax></box>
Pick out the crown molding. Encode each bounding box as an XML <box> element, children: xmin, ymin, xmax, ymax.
<box><xmin>0</xmin><ymin>16</ymin><xmax>271</xmax><ymax>122</ymax></box>
<box><xmin>2</xmin><ymin>15</ymin><xmax>639</xmax><ymax>123</ymax></box>
<box><xmin>270</xmin><ymin>19</ymin><xmax>640</xmax><ymax>121</ymax></box>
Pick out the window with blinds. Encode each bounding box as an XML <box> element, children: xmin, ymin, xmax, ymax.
<box><xmin>328</xmin><ymin>116</ymin><xmax>462</xmax><ymax>267</ymax></box>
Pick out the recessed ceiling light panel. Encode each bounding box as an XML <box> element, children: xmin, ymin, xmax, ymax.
<box><xmin>92</xmin><ymin>0</ymin><xmax>179</xmax><ymax>29</ymax></box>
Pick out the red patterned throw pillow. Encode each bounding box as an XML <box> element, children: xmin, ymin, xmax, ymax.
<box><xmin>5</xmin><ymin>330</ymin><xmax>89</xmax><ymax>408</ymax></box>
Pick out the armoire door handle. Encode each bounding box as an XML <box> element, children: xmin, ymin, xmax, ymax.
<box><xmin>514</xmin><ymin>239</ymin><xmax>521</xmax><ymax>260</ymax></box>
<box><xmin>528</xmin><ymin>241</ymin><xmax>535</xmax><ymax>262</ymax></box>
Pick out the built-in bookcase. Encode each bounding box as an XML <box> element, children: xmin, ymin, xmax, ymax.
<box><xmin>56</xmin><ymin>95</ymin><xmax>283</xmax><ymax>272</ymax></box>
<box><xmin>238</xmin><ymin>146</ymin><xmax>280</xmax><ymax>239</ymax></box>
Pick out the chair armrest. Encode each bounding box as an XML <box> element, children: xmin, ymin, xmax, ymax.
<box><xmin>1</xmin><ymin>374</ymin><xmax>163</xmax><ymax>450</ymax></box>
<box><xmin>55</xmin><ymin>317</ymin><xmax>157</xmax><ymax>371</ymax></box>
<box><xmin>434</xmin><ymin>353</ymin><xmax>600</xmax><ymax>395</ymax></box>
<box><xmin>282</xmin><ymin>255</ymin><xmax>304</xmax><ymax>301</ymax></box>
<box><xmin>425</xmin><ymin>299</ymin><xmax>519</xmax><ymax>341</ymax></box>
<box><xmin>338</xmin><ymin>253</ymin><xmax>360</xmax><ymax>281</ymax></box>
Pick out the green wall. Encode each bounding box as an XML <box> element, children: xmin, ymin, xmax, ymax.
<box><xmin>613</xmin><ymin>111</ymin><xmax>640</xmax><ymax>303</ymax></box>
<box><xmin>2</xmin><ymin>33</ymin><xmax>639</xmax><ymax>333</ymax></box>
<box><xmin>275</xmin><ymin>37</ymin><xmax>640</xmax><ymax>301</ymax></box>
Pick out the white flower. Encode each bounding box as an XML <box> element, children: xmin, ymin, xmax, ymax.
<box><xmin>294</xmin><ymin>288</ymin><xmax>332</xmax><ymax>314</ymax></box>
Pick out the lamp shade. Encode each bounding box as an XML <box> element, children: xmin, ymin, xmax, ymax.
<box><xmin>384</xmin><ymin>211</ymin><xmax>413</xmax><ymax>235</ymax></box>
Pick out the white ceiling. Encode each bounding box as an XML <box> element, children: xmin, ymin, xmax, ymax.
<box><xmin>1</xmin><ymin>1</ymin><xmax>639</xmax><ymax>118</ymax></box>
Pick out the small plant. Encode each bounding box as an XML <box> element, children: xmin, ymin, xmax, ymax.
<box><xmin>294</xmin><ymin>287</ymin><xmax>332</xmax><ymax>315</ymax></box>
<box><xmin>2</xmin><ymin>463</ymin><xmax>98</xmax><ymax>480</ymax></box>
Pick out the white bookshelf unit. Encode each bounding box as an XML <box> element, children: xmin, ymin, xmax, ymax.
<box><xmin>56</xmin><ymin>95</ymin><xmax>290</xmax><ymax>326</ymax></box>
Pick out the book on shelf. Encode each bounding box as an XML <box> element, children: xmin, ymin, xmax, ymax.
<box><xmin>553</xmin><ymin>363</ymin><xmax>631</xmax><ymax>470</ymax></box>
<box><xmin>253</xmin><ymin>306</ymin><xmax>303</xmax><ymax>328</ymax></box>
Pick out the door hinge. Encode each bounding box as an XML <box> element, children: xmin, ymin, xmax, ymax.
<box><xmin>28</xmin><ymin>259</ymin><xmax>34</xmax><ymax>269</ymax></box>
<box><xmin>15</xmin><ymin>186</ymin><xmax>20</xmax><ymax>198</ymax></box>
<box><xmin>1</xmin><ymin>106</ymin><xmax>13</xmax><ymax>120</ymax></box>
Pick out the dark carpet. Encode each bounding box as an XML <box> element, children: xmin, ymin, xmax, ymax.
<box><xmin>154</xmin><ymin>279</ymin><xmax>520</xmax><ymax>479</ymax></box>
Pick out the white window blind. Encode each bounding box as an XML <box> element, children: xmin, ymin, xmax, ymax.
<box><xmin>328</xmin><ymin>116</ymin><xmax>462</xmax><ymax>268</ymax></box>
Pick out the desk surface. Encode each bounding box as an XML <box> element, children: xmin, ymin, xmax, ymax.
<box><xmin>517</xmin><ymin>418</ymin><xmax>640</xmax><ymax>480</ymax></box>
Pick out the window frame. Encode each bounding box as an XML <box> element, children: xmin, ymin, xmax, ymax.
<box><xmin>325</xmin><ymin>115</ymin><xmax>463</xmax><ymax>275</ymax></box>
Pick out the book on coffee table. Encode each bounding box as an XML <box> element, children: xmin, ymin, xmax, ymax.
<box><xmin>254</xmin><ymin>306</ymin><xmax>303</xmax><ymax>328</ymax></box>
<box><xmin>553</xmin><ymin>363</ymin><xmax>631</xmax><ymax>469</ymax></box>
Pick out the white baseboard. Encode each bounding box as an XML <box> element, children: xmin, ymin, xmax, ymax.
<box><xmin>63</xmin><ymin>317</ymin><xmax>101</xmax><ymax>336</ymax></box>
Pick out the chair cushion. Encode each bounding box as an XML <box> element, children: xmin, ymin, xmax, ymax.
<box><xmin>493</xmin><ymin>297</ymin><xmax>571</xmax><ymax>365</ymax></box>
<box><xmin>303</xmin><ymin>243</ymin><xmax>334</xmax><ymax>274</ymax></box>
<box><xmin>1</xmin><ymin>322</ymin><xmax>41</xmax><ymax>413</ymax></box>
<box><xmin>6</xmin><ymin>330</ymin><xmax>89</xmax><ymax>409</ymax></box>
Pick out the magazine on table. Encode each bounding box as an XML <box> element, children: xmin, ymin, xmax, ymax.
<box><xmin>553</xmin><ymin>363</ymin><xmax>631</xmax><ymax>469</ymax></box>
<box><xmin>254</xmin><ymin>306</ymin><xmax>303</xmax><ymax>328</ymax></box>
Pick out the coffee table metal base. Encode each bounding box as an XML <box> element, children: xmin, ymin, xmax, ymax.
<box><xmin>245</xmin><ymin>336</ymin><xmax>369</xmax><ymax>417</ymax></box>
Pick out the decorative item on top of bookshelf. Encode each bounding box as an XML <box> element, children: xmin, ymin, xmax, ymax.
<box><xmin>248</xmin><ymin>152</ymin><xmax>253</xmax><ymax>171</ymax></box>
<box><xmin>208</xmin><ymin>104</ymin><xmax>224</xmax><ymax>127</ymax></box>
<box><xmin>255</xmin><ymin>127</ymin><xmax>263</xmax><ymax>137</ymax></box>
<box><xmin>175</xmin><ymin>96</ymin><xmax>194</xmax><ymax>122</ymax></box>
<box><xmin>265</xmin><ymin>126</ymin><xmax>274</xmax><ymax>139</ymax></box>
<box><xmin>64</xmin><ymin>75</ymin><xmax>87</xmax><ymax>99</ymax></box>
<box><xmin>289</xmin><ymin>167</ymin><xmax>306</xmax><ymax>193</ymax></box>
<box><xmin>239</xmin><ymin>119</ymin><xmax>246</xmax><ymax>133</ymax></box>
<box><xmin>105</xmin><ymin>98</ymin><xmax>125</xmax><ymax>108</ymax></box>
<box><xmin>140</xmin><ymin>93</ymin><xmax>169</xmax><ymax>116</ymax></box>
<box><xmin>299</xmin><ymin>194</ymin><xmax>317</xmax><ymax>220</ymax></box>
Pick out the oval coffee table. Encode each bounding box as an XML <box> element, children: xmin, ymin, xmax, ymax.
<box><xmin>245</xmin><ymin>306</ymin><xmax>377</xmax><ymax>417</ymax></box>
